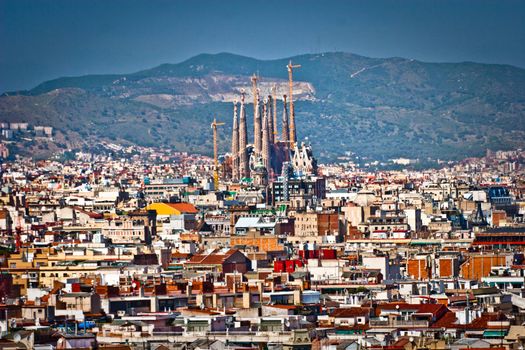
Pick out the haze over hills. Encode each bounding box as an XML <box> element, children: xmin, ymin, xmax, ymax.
<box><xmin>1</xmin><ymin>52</ymin><xmax>524</xmax><ymax>162</ymax></box>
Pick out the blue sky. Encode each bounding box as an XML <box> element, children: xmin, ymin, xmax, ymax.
<box><xmin>1</xmin><ymin>0</ymin><xmax>524</xmax><ymax>92</ymax></box>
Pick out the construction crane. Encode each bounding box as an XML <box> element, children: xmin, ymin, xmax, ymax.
<box><xmin>211</xmin><ymin>117</ymin><xmax>224</xmax><ymax>191</ymax></box>
<box><xmin>287</xmin><ymin>60</ymin><xmax>301</xmax><ymax>149</ymax></box>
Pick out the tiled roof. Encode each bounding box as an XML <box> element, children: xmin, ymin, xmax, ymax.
<box><xmin>146</xmin><ymin>202</ymin><xmax>198</xmax><ymax>215</ymax></box>
<box><xmin>165</xmin><ymin>202</ymin><xmax>198</xmax><ymax>214</ymax></box>
<box><xmin>74</xmin><ymin>206</ymin><xmax>104</xmax><ymax>219</ymax></box>
<box><xmin>455</xmin><ymin>312</ymin><xmax>507</xmax><ymax>331</ymax></box>
<box><xmin>430</xmin><ymin>311</ymin><xmax>457</xmax><ymax>328</ymax></box>
<box><xmin>378</xmin><ymin>302</ymin><xmax>446</xmax><ymax>316</ymax></box>
<box><xmin>266</xmin><ymin>304</ymin><xmax>297</xmax><ymax>310</ymax></box>
<box><xmin>331</xmin><ymin>307</ymin><xmax>370</xmax><ymax>318</ymax></box>
<box><xmin>413</xmin><ymin>303</ymin><xmax>446</xmax><ymax>316</ymax></box>
<box><xmin>186</xmin><ymin>250</ymin><xmax>240</xmax><ymax>265</ymax></box>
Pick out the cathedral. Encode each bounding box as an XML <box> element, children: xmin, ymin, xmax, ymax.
<box><xmin>229</xmin><ymin>77</ymin><xmax>317</xmax><ymax>186</ymax></box>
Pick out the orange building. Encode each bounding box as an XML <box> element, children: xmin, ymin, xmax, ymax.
<box><xmin>492</xmin><ymin>210</ymin><xmax>507</xmax><ymax>227</ymax></box>
<box><xmin>407</xmin><ymin>257</ymin><xmax>430</xmax><ymax>280</ymax></box>
<box><xmin>317</xmin><ymin>213</ymin><xmax>341</xmax><ymax>236</ymax></box>
<box><xmin>230</xmin><ymin>230</ymin><xmax>284</xmax><ymax>252</ymax></box>
<box><xmin>460</xmin><ymin>254</ymin><xmax>509</xmax><ymax>280</ymax></box>
<box><xmin>438</xmin><ymin>256</ymin><xmax>460</xmax><ymax>278</ymax></box>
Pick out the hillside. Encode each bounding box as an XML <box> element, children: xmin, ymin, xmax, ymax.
<box><xmin>1</xmin><ymin>52</ymin><xmax>524</xmax><ymax>161</ymax></box>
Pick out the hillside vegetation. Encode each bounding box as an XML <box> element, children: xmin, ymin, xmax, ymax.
<box><xmin>1</xmin><ymin>52</ymin><xmax>524</xmax><ymax>161</ymax></box>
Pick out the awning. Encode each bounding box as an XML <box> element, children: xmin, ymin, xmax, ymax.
<box><xmin>410</xmin><ymin>240</ymin><xmax>441</xmax><ymax>246</ymax></box>
<box><xmin>483</xmin><ymin>330</ymin><xmax>507</xmax><ymax>337</ymax></box>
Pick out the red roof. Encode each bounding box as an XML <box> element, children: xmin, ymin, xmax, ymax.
<box><xmin>73</xmin><ymin>207</ymin><xmax>104</xmax><ymax>219</ymax></box>
<box><xmin>454</xmin><ymin>312</ymin><xmax>507</xmax><ymax>331</ymax></box>
<box><xmin>378</xmin><ymin>303</ymin><xmax>444</xmax><ymax>314</ymax></box>
<box><xmin>267</xmin><ymin>305</ymin><xmax>297</xmax><ymax>310</ymax></box>
<box><xmin>166</xmin><ymin>203</ymin><xmax>198</xmax><ymax>214</ymax></box>
<box><xmin>413</xmin><ymin>303</ymin><xmax>447</xmax><ymax>316</ymax></box>
<box><xmin>334</xmin><ymin>324</ymin><xmax>370</xmax><ymax>331</ymax></box>
<box><xmin>430</xmin><ymin>311</ymin><xmax>457</xmax><ymax>328</ymax></box>
<box><xmin>391</xmin><ymin>338</ymin><xmax>410</xmax><ymax>347</ymax></box>
<box><xmin>186</xmin><ymin>249</ymin><xmax>240</xmax><ymax>265</ymax></box>
<box><xmin>331</xmin><ymin>307</ymin><xmax>370</xmax><ymax>318</ymax></box>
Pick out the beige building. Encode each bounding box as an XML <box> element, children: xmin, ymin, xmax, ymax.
<box><xmin>59</xmin><ymin>292</ymin><xmax>101</xmax><ymax>313</ymax></box>
<box><xmin>292</xmin><ymin>212</ymin><xmax>343</xmax><ymax>244</ymax></box>
<box><xmin>101</xmin><ymin>218</ymin><xmax>150</xmax><ymax>244</ymax></box>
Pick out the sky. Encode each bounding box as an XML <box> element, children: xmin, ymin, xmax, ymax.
<box><xmin>1</xmin><ymin>0</ymin><xmax>524</xmax><ymax>92</ymax></box>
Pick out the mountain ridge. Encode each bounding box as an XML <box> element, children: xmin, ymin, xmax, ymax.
<box><xmin>5</xmin><ymin>51</ymin><xmax>524</xmax><ymax>96</ymax></box>
<box><xmin>1</xmin><ymin>52</ymin><xmax>524</xmax><ymax>162</ymax></box>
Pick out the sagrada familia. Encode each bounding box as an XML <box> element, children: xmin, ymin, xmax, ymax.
<box><xmin>230</xmin><ymin>73</ymin><xmax>317</xmax><ymax>186</ymax></box>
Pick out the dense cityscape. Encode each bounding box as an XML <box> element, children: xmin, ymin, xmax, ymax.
<box><xmin>0</xmin><ymin>62</ymin><xmax>525</xmax><ymax>349</ymax></box>
<box><xmin>2</xmin><ymin>1</ymin><xmax>525</xmax><ymax>349</ymax></box>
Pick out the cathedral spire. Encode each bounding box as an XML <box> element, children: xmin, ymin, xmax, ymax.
<box><xmin>231</xmin><ymin>101</ymin><xmax>239</xmax><ymax>181</ymax></box>
<box><xmin>238</xmin><ymin>90</ymin><xmax>249</xmax><ymax>179</ymax></box>
<box><xmin>254</xmin><ymin>91</ymin><xmax>262</xmax><ymax>157</ymax></box>
<box><xmin>262</xmin><ymin>99</ymin><xmax>270</xmax><ymax>171</ymax></box>
<box><xmin>281</xmin><ymin>95</ymin><xmax>290</xmax><ymax>145</ymax></box>
<box><xmin>267</xmin><ymin>95</ymin><xmax>274</xmax><ymax>144</ymax></box>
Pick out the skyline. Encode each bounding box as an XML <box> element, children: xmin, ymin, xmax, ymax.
<box><xmin>1</xmin><ymin>0</ymin><xmax>525</xmax><ymax>92</ymax></box>
<box><xmin>1</xmin><ymin>1</ymin><xmax>525</xmax><ymax>348</ymax></box>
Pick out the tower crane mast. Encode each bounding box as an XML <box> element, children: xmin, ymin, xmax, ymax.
<box><xmin>211</xmin><ymin>117</ymin><xmax>224</xmax><ymax>191</ymax></box>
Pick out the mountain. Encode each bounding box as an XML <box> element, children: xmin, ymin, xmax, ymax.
<box><xmin>1</xmin><ymin>52</ymin><xmax>524</xmax><ymax>162</ymax></box>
